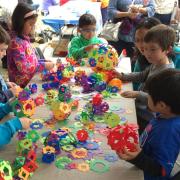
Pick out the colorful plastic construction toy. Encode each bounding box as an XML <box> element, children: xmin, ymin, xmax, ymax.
<box><xmin>0</xmin><ymin>160</ymin><xmax>13</xmax><ymax>180</ymax></box>
<box><xmin>107</xmin><ymin>124</ymin><xmax>139</xmax><ymax>153</ymax></box>
<box><xmin>58</xmin><ymin>85</ymin><xmax>72</xmax><ymax>103</ymax></box>
<box><xmin>108</xmin><ymin>78</ymin><xmax>122</xmax><ymax>91</ymax></box>
<box><xmin>29</xmin><ymin>83</ymin><xmax>37</xmax><ymax>94</ymax></box>
<box><xmin>51</xmin><ymin>101</ymin><xmax>71</xmax><ymax>121</ymax></box>
<box><xmin>76</xmin><ymin>129</ymin><xmax>89</xmax><ymax>142</ymax></box>
<box><xmin>22</xmin><ymin>99</ymin><xmax>36</xmax><ymax>117</ymax></box>
<box><xmin>34</xmin><ymin>94</ymin><xmax>44</xmax><ymax>106</ymax></box>
<box><xmin>88</xmin><ymin>44</ymin><xmax>118</xmax><ymax>70</ymax></box>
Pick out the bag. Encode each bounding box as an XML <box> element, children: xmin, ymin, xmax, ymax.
<box><xmin>100</xmin><ymin>21</ymin><xmax>122</xmax><ymax>42</ymax></box>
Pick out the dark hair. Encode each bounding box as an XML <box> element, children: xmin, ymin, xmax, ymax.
<box><xmin>0</xmin><ymin>25</ymin><xmax>10</xmax><ymax>44</ymax></box>
<box><xmin>133</xmin><ymin>17</ymin><xmax>161</xmax><ymax>69</ymax></box>
<box><xmin>136</xmin><ymin>17</ymin><xmax>161</xmax><ymax>31</ymax></box>
<box><xmin>78</xmin><ymin>14</ymin><xmax>96</xmax><ymax>28</ymax></box>
<box><xmin>12</xmin><ymin>3</ymin><xmax>38</xmax><ymax>37</ymax></box>
<box><xmin>145</xmin><ymin>69</ymin><xmax>180</xmax><ymax>114</ymax></box>
<box><xmin>144</xmin><ymin>24</ymin><xmax>176</xmax><ymax>51</ymax></box>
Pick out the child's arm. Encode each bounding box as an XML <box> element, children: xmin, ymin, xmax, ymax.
<box><xmin>0</xmin><ymin>90</ymin><xmax>14</xmax><ymax>103</ymax></box>
<box><xmin>68</xmin><ymin>38</ymin><xmax>88</xmax><ymax>60</ymax></box>
<box><xmin>10</xmin><ymin>40</ymin><xmax>54</xmax><ymax>74</ymax></box>
<box><xmin>0</xmin><ymin>117</ymin><xmax>22</xmax><ymax>146</ymax></box>
<box><xmin>114</xmin><ymin>66</ymin><xmax>150</xmax><ymax>83</ymax></box>
<box><xmin>0</xmin><ymin>103</ymin><xmax>12</xmax><ymax>119</ymax></box>
<box><xmin>0</xmin><ymin>117</ymin><xmax>31</xmax><ymax>147</ymax></box>
<box><xmin>117</xmin><ymin>145</ymin><xmax>167</xmax><ymax>177</ymax></box>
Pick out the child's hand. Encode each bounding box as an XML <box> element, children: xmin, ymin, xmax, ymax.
<box><xmin>19</xmin><ymin>117</ymin><xmax>32</xmax><ymax>130</ymax></box>
<box><xmin>10</xmin><ymin>86</ymin><xmax>21</xmax><ymax>97</ymax></box>
<box><xmin>121</xmin><ymin>91</ymin><xmax>139</xmax><ymax>98</ymax></box>
<box><xmin>117</xmin><ymin>144</ymin><xmax>142</xmax><ymax>161</ymax></box>
<box><xmin>113</xmin><ymin>70</ymin><xmax>123</xmax><ymax>79</ymax></box>
<box><xmin>45</xmin><ymin>62</ymin><xmax>55</xmax><ymax>70</ymax></box>
<box><xmin>6</xmin><ymin>82</ymin><xmax>17</xmax><ymax>88</ymax></box>
<box><xmin>84</xmin><ymin>44</ymin><xmax>98</xmax><ymax>52</ymax></box>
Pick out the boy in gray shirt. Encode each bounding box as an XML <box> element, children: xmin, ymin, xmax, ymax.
<box><xmin>114</xmin><ymin>24</ymin><xmax>176</xmax><ymax>134</ymax></box>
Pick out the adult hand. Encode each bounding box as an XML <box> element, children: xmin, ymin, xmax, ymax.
<box><xmin>129</xmin><ymin>5</ymin><xmax>139</xmax><ymax>13</ymax></box>
<box><xmin>121</xmin><ymin>90</ymin><xmax>139</xmax><ymax>98</ymax></box>
<box><xmin>128</xmin><ymin>12</ymin><xmax>139</xmax><ymax>19</ymax></box>
<box><xmin>19</xmin><ymin>117</ymin><xmax>32</xmax><ymax>130</ymax></box>
<box><xmin>117</xmin><ymin>143</ymin><xmax>142</xmax><ymax>161</ymax></box>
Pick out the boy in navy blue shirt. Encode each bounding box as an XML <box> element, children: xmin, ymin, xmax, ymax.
<box><xmin>117</xmin><ymin>69</ymin><xmax>180</xmax><ymax>180</ymax></box>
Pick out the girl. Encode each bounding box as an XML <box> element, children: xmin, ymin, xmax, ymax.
<box><xmin>7</xmin><ymin>3</ymin><xmax>54</xmax><ymax>88</ymax></box>
<box><xmin>133</xmin><ymin>17</ymin><xmax>161</xmax><ymax>90</ymax></box>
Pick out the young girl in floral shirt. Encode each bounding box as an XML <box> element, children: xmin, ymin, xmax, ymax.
<box><xmin>7</xmin><ymin>3</ymin><xmax>54</xmax><ymax>88</ymax></box>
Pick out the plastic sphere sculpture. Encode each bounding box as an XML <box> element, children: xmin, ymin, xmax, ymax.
<box><xmin>88</xmin><ymin>44</ymin><xmax>118</xmax><ymax>70</ymax></box>
<box><xmin>107</xmin><ymin>124</ymin><xmax>139</xmax><ymax>153</ymax></box>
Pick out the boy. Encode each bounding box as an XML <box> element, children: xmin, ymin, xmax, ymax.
<box><xmin>117</xmin><ymin>69</ymin><xmax>180</xmax><ymax>180</ymax></box>
<box><xmin>0</xmin><ymin>25</ymin><xmax>20</xmax><ymax>103</ymax></box>
<box><xmin>114</xmin><ymin>24</ymin><xmax>176</xmax><ymax>134</ymax></box>
<box><xmin>68</xmin><ymin>13</ymin><xmax>105</xmax><ymax>62</ymax></box>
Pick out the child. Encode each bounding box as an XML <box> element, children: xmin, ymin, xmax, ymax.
<box><xmin>68</xmin><ymin>13</ymin><xmax>105</xmax><ymax>62</ymax></box>
<box><xmin>0</xmin><ymin>102</ymin><xmax>32</xmax><ymax>147</ymax></box>
<box><xmin>133</xmin><ymin>17</ymin><xmax>161</xmax><ymax>90</ymax></box>
<box><xmin>7</xmin><ymin>3</ymin><xmax>55</xmax><ymax>88</ymax></box>
<box><xmin>117</xmin><ymin>69</ymin><xmax>180</xmax><ymax>180</ymax></box>
<box><xmin>114</xmin><ymin>24</ymin><xmax>176</xmax><ymax>134</ymax></box>
<box><xmin>0</xmin><ymin>25</ymin><xmax>21</xmax><ymax>103</ymax></box>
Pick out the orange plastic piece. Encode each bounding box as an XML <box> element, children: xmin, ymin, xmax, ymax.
<box><xmin>108</xmin><ymin>78</ymin><xmax>122</xmax><ymax>89</ymax></box>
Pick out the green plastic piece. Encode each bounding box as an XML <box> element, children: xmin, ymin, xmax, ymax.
<box><xmin>0</xmin><ymin>160</ymin><xmax>13</xmax><ymax>180</ymax></box>
<box><xmin>61</xmin><ymin>145</ymin><xmax>74</xmax><ymax>152</ymax></box>
<box><xmin>55</xmin><ymin>157</ymin><xmax>72</xmax><ymax>169</ymax></box>
<box><xmin>13</xmin><ymin>156</ymin><xmax>25</xmax><ymax>170</ymax></box>
<box><xmin>90</xmin><ymin>159</ymin><xmax>109</xmax><ymax>173</ymax></box>
<box><xmin>11</xmin><ymin>100</ymin><xmax>25</xmax><ymax>117</ymax></box>
<box><xmin>104</xmin><ymin>112</ymin><xmax>120</xmax><ymax>128</ymax></box>
<box><xmin>26</xmin><ymin>130</ymin><xmax>40</xmax><ymax>143</ymax></box>
<box><xmin>93</xmin><ymin>115</ymin><xmax>105</xmax><ymax>123</ymax></box>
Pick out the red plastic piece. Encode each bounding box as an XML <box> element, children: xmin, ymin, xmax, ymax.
<box><xmin>23</xmin><ymin>160</ymin><xmax>38</xmax><ymax>173</ymax></box>
<box><xmin>107</xmin><ymin>124</ymin><xmax>139</xmax><ymax>153</ymax></box>
<box><xmin>76</xmin><ymin>129</ymin><xmax>89</xmax><ymax>142</ymax></box>
<box><xmin>27</xmin><ymin>150</ymin><xmax>36</xmax><ymax>161</ymax></box>
<box><xmin>92</xmin><ymin>94</ymin><xmax>103</xmax><ymax>106</ymax></box>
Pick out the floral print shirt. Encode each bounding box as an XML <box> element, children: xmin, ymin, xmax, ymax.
<box><xmin>7</xmin><ymin>34</ymin><xmax>45</xmax><ymax>88</ymax></box>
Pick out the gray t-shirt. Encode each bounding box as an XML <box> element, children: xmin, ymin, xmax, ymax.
<box><xmin>121</xmin><ymin>61</ymin><xmax>175</xmax><ymax>103</ymax></box>
<box><xmin>121</xmin><ymin>61</ymin><xmax>175</xmax><ymax>121</ymax></box>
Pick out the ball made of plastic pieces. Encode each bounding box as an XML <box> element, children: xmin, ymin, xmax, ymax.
<box><xmin>107</xmin><ymin>124</ymin><xmax>139</xmax><ymax>153</ymax></box>
<box><xmin>88</xmin><ymin>44</ymin><xmax>118</xmax><ymax>70</ymax></box>
<box><xmin>51</xmin><ymin>101</ymin><xmax>71</xmax><ymax>121</ymax></box>
<box><xmin>108</xmin><ymin>78</ymin><xmax>122</xmax><ymax>90</ymax></box>
<box><xmin>76</xmin><ymin>129</ymin><xmax>89</xmax><ymax>142</ymax></box>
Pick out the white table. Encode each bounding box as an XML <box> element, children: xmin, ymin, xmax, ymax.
<box><xmin>42</xmin><ymin>0</ymin><xmax>103</xmax><ymax>34</ymax></box>
<box><xmin>0</xmin><ymin>58</ymin><xmax>142</xmax><ymax>180</ymax></box>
